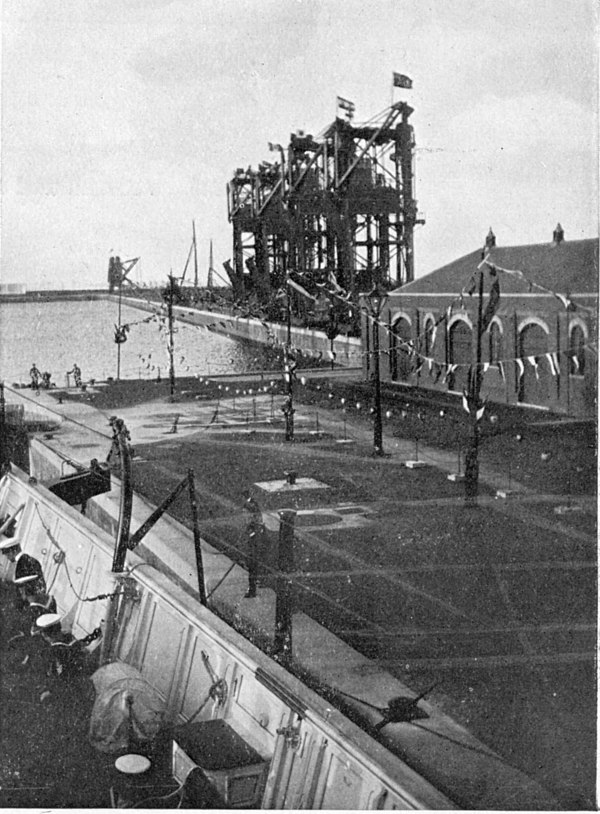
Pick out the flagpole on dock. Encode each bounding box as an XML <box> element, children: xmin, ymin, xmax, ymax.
<box><xmin>167</xmin><ymin>274</ymin><xmax>176</xmax><ymax>397</ymax></box>
<box><xmin>464</xmin><ymin>268</ymin><xmax>485</xmax><ymax>505</ymax></box>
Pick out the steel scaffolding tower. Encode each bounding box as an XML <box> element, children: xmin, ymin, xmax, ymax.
<box><xmin>226</xmin><ymin>100</ymin><xmax>423</xmax><ymax>324</ymax></box>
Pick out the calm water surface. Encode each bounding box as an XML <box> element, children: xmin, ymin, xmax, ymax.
<box><xmin>0</xmin><ymin>299</ymin><xmax>274</xmax><ymax>385</ymax></box>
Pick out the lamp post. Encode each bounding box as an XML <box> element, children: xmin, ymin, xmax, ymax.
<box><xmin>162</xmin><ymin>274</ymin><xmax>177</xmax><ymax>398</ymax></box>
<box><xmin>325</xmin><ymin>301</ymin><xmax>339</xmax><ymax>371</ymax></box>
<box><xmin>364</xmin><ymin>284</ymin><xmax>388</xmax><ymax>456</ymax></box>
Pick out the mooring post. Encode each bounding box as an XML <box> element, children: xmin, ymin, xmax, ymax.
<box><xmin>188</xmin><ymin>468</ymin><xmax>207</xmax><ymax>606</ymax></box>
<box><xmin>274</xmin><ymin>508</ymin><xmax>295</xmax><ymax>662</ymax></box>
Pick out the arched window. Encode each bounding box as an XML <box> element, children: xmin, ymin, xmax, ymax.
<box><xmin>423</xmin><ymin>316</ymin><xmax>435</xmax><ymax>357</ymax></box>
<box><xmin>448</xmin><ymin>319</ymin><xmax>472</xmax><ymax>392</ymax></box>
<box><xmin>518</xmin><ymin>323</ymin><xmax>549</xmax><ymax>404</ymax></box>
<box><xmin>390</xmin><ymin>317</ymin><xmax>412</xmax><ymax>381</ymax></box>
<box><xmin>569</xmin><ymin>325</ymin><xmax>586</xmax><ymax>375</ymax></box>
<box><xmin>488</xmin><ymin>322</ymin><xmax>503</xmax><ymax>364</ymax></box>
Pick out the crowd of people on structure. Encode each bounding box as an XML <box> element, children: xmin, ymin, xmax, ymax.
<box><xmin>1</xmin><ymin>509</ymin><xmax>101</xmax><ymax>681</ymax></box>
<box><xmin>28</xmin><ymin>362</ymin><xmax>85</xmax><ymax>391</ymax></box>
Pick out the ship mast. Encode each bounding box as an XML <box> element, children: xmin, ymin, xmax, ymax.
<box><xmin>192</xmin><ymin>220</ymin><xmax>199</xmax><ymax>289</ymax></box>
<box><xmin>207</xmin><ymin>240</ymin><xmax>214</xmax><ymax>289</ymax></box>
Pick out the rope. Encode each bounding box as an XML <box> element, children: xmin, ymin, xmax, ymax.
<box><xmin>32</xmin><ymin>501</ymin><xmax>125</xmax><ymax>603</ymax></box>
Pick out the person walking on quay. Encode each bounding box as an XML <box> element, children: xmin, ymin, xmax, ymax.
<box><xmin>242</xmin><ymin>491</ymin><xmax>264</xmax><ymax>599</ymax></box>
<box><xmin>29</xmin><ymin>363</ymin><xmax>41</xmax><ymax>390</ymax></box>
<box><xmin>67</xmin><ymin>363</ymin><xmax>82</xmax><ymax>388</ymax></box>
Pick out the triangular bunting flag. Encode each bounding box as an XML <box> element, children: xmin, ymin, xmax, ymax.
<box><xmin>498</xmin><ymin>361</ymin><xmax>506</xmax><ymax>382</ymax></box>
<box><xmin>571</xmin><ymin>353</ymin><xmax>580</xmax><ymax>373</ymax></box>
<box><xmin>462</xmin><ymin>390</ymin><xmax>470</xmax><ymax>413</ymax></box>
<box><xmin>554</xmin><ymin>292</ymin><xmax>576</xmax><ymax>311</ymax></box>
<box><xmin>443</xmin><ymin>364</ymin><xmax>457</xmax><ymax>383</ymax></box>
<box><xmin>546</xmin><ymin>353</ymin><xmax>557</xmax><ymax>377</ymax></box>
<box><xmin>515</xmin><ymin>358</ymin><xmax>525</xmax><ymax>379</ymax></box>
<box><xmin>527</xmin><ymin>355</ymin><xmax>539</xmax><ymax>380</ymax></box>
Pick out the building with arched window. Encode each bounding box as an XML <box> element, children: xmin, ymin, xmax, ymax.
<box><xmin>363</xmin><ymin>228</ymin><xmax>597</xmax><ymax>418</ymax></box>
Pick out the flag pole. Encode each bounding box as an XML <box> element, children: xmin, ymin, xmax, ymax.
<box><xmin>464</xmin><ymin>267</ymin><xmax>485</xmax><ymax>506</ymax></box>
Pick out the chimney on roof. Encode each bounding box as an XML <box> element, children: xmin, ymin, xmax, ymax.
<box><xmin>553</xmin><ymin>223</ymin><xmax>564</xmax><ymax>244</ymax></box>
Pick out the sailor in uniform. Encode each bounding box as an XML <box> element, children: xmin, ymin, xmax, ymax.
<box><xmin>0</xmin><ymin>538</ymin><xmax>46</xmax><ymax>609</ymax></box>
<box><xmin>35</xmin><ymin>613</ymin><xmax>102</xmax><ymax>677</ymax></box>
<box><xmin>27</xmin><ymin>589</ymin><xmax>58</xmax><ymax>629</ymax></box>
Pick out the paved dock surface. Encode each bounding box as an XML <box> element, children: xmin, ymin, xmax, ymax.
<box><xmin>3</xmin><ymin>377</ymin><xmax>597</xmax><ymax>809</ymax></box>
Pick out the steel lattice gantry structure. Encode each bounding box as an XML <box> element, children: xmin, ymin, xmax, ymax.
<box><xmin>225</xmin><ymin>101</ymin><xmax>422</xmax><ymax>314</ymax></box>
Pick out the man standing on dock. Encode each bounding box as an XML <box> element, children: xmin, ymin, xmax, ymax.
<box><xmin>29</xmin><ymin>363</ymin><xmax>41</xmax><ymax>390</ymax></box>
<box><xmin>67</xmin><ymin>363</ymin><xmax>82</xmax><ymax>388</ymax></box>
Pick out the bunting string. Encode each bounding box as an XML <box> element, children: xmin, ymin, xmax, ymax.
<box><xmin>480</xmin><ymin>257</ymin><xmax>595</xmax><ymax>314</ymax></box>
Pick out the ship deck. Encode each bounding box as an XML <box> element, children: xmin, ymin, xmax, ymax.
<box><xmin>0</xmin><ymin>581</ymin><xmax>228</xmax><ymax>808</ymax></box>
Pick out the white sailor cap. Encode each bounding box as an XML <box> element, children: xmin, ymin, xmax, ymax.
<box><xmin>36</xmin><ymin>613</ymin><xmax>62</xmax><ymax>629</ymax></box>
<box><xmin>13</xmin><ymin>574</ymin><xmax>39</xmax><ymax>586</ymax></box>
<box><xmin>0</xmin><ymin>537</ymin><xmax>20</xmax><ymax>552</ymax></box>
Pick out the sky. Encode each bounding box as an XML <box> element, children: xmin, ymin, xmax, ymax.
<box><xmin>1</xmin><ymin>0</ymin><xmax>598</xmax><ymax>290</ymax></box>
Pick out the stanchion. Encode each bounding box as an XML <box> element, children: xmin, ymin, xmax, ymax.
<box><xmin>274</xmin><ymin>509</ymin><xmax>295</xmax><ymax>663</ymax></box>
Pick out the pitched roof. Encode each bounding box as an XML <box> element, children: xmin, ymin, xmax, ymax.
<box><xmin>397</xmin><ymin>237</ymin><xmax>599</xmax><ymax>296</ymax></box>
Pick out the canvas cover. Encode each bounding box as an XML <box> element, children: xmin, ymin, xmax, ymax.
<box><xmin>89</xmin><ymin>662</ymin><xmax>165</xmax><ymax>753</ymax></box>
